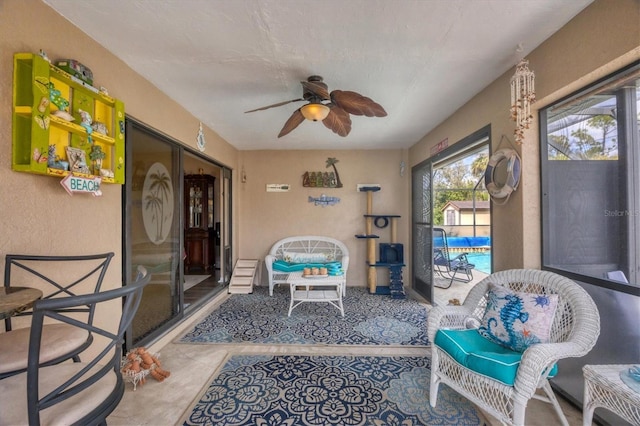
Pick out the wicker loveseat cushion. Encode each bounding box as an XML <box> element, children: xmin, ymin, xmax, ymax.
<box><xmin>434</xmin><ymin>328</ymin><xmax>558</xmax><ymax>386</ymax></box>
<box><xmin>272</xmin><ymin>260</ymin><xmax>343</xmax><ymax>275</ymax></box>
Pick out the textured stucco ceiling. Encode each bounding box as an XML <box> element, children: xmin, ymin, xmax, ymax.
<box><xmin>44</xmin><ymin>0</ymin><xmax>593</xmax><ymax>150</ymax></box>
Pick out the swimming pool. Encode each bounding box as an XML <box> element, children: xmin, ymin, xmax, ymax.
<box><xmin>433</xmin><ymin>233</ymin><xmax>492</xmax><ymax>274</ymax></box>
<box><xmin>445</xmin><ymin>236</ymin><xmax>491</xmax><ymax>248</ymax></box>
<box><xmin>466</xmin><ymin>251</ymin><xmax>492</xmax><ymax>274</ymax></box>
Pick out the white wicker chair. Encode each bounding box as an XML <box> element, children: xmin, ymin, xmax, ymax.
<box><xmin>427</xmin><ymin>269</ymin><xmax>600</xmax><ymax>426</ymax></box>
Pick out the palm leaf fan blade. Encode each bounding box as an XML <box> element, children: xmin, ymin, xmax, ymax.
<box><xmin>277</xmin><ymin>109</ymin><xmax>305</xmax><ymax>138</ymax></box>
<box><xmin>330</xmin><ymin>90</ymin><xmax>387</xmax><ymax>117</ymax></box>
<box><xmin>301</xmin><ymin>80</ymin><xmax>330</xmax><ymax>100</ymax></box>
<box><xmin>322</xmin><ymin>105</ymin><xmax>352</xmax><ymax>137</ymax></box>
<box><xmin>245</xmin><ymin>98</ymin><xmax>304</xmax><ymax>113</ymax></box>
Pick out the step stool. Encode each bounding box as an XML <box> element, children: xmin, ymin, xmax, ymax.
<box><xmin>228</xmin><ymin>259</ymin><xmax>260</xmax><ymax>294</ymax></box>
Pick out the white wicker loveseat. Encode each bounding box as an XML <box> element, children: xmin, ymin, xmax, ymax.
<box><xmin>427</xmin><ymin>269</ymin><xmax>600</xmax><ymax>426</ymax></box>
<box><xmin>264</xmin><ymin>236</ymin><xmax>349</xmax><ymax>296</ymax></box>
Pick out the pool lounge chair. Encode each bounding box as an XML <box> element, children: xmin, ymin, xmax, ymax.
<box><xmin>433</xmin><ymin>228</ymin><xmax>474</xmax><ymax>289</ymax></box>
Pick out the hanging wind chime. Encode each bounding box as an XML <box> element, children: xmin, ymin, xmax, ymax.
<box><xmin>510</xmin><ymin>59</ymin><xmax>536</xmax><ymax>144</ymax></box>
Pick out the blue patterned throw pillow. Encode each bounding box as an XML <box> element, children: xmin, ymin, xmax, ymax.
<box><xmin>478</xmin><ymin>283</ymin><xmax>558</xmax><ymax>352</ymax></box>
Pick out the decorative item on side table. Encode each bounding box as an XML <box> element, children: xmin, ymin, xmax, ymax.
<box><xmin>302</xmin><ymin>266</ymin><xmax>329</xmax><ymax>277</ymax></box>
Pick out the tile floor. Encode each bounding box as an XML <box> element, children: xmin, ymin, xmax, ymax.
<box><xmin>433</xmin><ymin>269</ymin><xmax>488</xmax><ymax>307</ymax></box>
<box><xmin>108</xmin><ymin>282</ymin><xmax>587</xmax><ymax>426</ymax></box>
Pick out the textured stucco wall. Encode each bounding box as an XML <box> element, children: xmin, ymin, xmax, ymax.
<box><xmin>237</xmin><ymin>149</ymin><xmax>409</xmax><ymax>288</ymax></box>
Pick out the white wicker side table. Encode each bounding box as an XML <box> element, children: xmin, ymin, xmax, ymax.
<box><xmin>583</xmin><ymin>364</ymin><xmax>640</xmax><ymax>426</ymax></box>
<box><xmin>287</xmin><ymin>271</ymin><xmax>345</xmax><ymax>317</ymax></box>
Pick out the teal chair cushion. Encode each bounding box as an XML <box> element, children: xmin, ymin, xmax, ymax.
<box><xmin>434</xmin><ymin>328</ymin><xmax>557</xmax><ymax>386</ymax></box>
<box><xmin>272</xmin><ymin>260</ymin><xmax>306</xmax><ymax>272</ymax></box>
<box><xmin>272</xmin><ymin>260</ymin><xmax>343</xmax><ymax>275</ymax></box>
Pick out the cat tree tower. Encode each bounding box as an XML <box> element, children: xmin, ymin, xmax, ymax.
<box><xmin>355</xmin><ymin>185</ymin><xmax>405</xmax><ymax>298</ymax></box>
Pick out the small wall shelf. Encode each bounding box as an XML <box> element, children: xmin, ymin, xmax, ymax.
<box><xmin>12</xmin><ymin>53</ymin><xmax>125</xmax><ymax>184</ymax></box>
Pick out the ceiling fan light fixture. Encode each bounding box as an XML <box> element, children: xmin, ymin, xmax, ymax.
<box><xmin>300</xmin><ymin>103</ymin><xmax>330</xmax><ymax>121</ymax></box>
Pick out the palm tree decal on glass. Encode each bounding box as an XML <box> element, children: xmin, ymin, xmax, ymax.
<box><xmin>326</xmin><ymin>157</ymin><xmax>343</xmax><ymax>188</ymax></box>
<box><xmin>142</xmin><ymin>163</ymin><xmax>174</xmax><ymax>244</ymax></box>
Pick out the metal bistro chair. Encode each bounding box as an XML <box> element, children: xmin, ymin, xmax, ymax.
<box><xmin>0</xmin><ymin>268</ymin><xmax>150</xmax><ymax>426</ymax></box>
<box><xmin>432</xmin><ymin>228</ymin><xmax>474</xmax><ymax>288</ymax></box>
<box><xmin>0</xmin><ymin>253</ymin><xmax>114</xmax><ymax>379</ymax></box>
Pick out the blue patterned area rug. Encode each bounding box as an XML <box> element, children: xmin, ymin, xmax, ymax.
<box><xmin>179</xmin><ymin>286</ymin><xmax>429</xmax><ymax>346</ymax></box>
<box><xmin>182</xmin><ymin>354</ymin><xmax>485</xmax><ymax>425</ymax></box>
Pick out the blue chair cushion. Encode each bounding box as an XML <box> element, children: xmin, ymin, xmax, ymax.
<box><xmin>434</xmin><ymin>328</ymin><xmax>557</xmax><ymax>386</ymax></box>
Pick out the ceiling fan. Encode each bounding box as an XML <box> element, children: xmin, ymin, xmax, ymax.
<box><xmin>245</xmin><ymin>75</ymin><xmax>387</xmax><ymax>138</ymax></box>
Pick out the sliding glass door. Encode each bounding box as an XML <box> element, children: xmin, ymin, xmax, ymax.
<box><xmin>412</xmin><ymin>160</ymin><xmax>434</xmax><ymax>302</ymax></box>
<box><xmin>221</xmin><ymin>168</ymin><xmax>233</xmax><ymax>283</ymax></box>
<box><xmin>124</xmin><ymin>118</ymin><xmax>183</xmax><ymax>347</ymax></box>
<box><xmin>411</xmin><ymin>125</ymin><xmax>491</xmax><ymax>305</ymax></box>
<box><xmin>124</xmin><ymin>118</ymin><xmax>233</xmax><ymax>348</ymax></box>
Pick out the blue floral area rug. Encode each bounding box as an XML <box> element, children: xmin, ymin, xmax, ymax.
<box><xmin>179</xmin><ymin>286</ymin><xmax>429</xmax><ymax>346</ymax></box>
<box><xmin>182</xmin><ymin>355</ymin><xmax>484</xmax><ymax>426</ymax></box>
